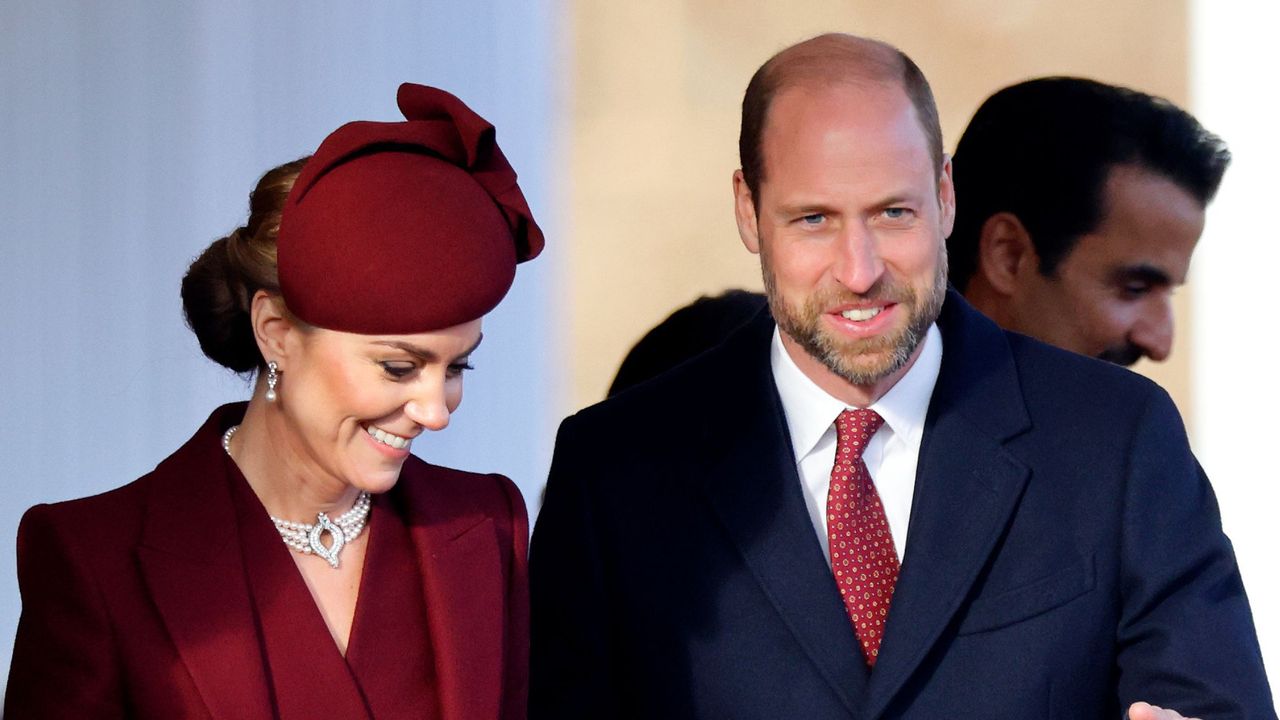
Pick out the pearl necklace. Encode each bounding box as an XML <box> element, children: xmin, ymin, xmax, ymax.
<box><xmin>221</xmin><ymin>425</ymin><xmax>371</xmax><ymax>569</ymax></box>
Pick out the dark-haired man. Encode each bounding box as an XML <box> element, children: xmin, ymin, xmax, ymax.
<box><xmin>948</xmin><ymin>77</ymin><xmax>1229</xmax><ymax>366</ymax></box>
<box><xmin>531</xmin><ymin>34</ymin><xmax>1272</xmax><ymax>720</ymax></box>
<box><xmin>607</xmin><ymin>290</ymin><xmax>768</xmax><ymax>397</ymax></box>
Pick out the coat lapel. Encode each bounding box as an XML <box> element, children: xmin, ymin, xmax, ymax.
<box><xmin>344</xmin><ymin>497</ymin><xmax>440</xmax><ymax>718</ymax></box>
<box><xmin>230</xmin><ymin>464</ymin><xmax>373</xmax><ymax>720</ymax></box>
<box><xmin>401</xmin><ymin>465</ymin><xmax>505</xmax><ymax>720</ymax></box>
<box><xmin>700</xmin><ymin>315</ymin><xmax>868</xmax><ymax>718</ymax></box>
<box><xmin>863</xmin><ymin>293</ymin><xmax>1032</xmax><ymax>720</ymax></box>
<box><xmin>135</xmin><ymin>405</ymin><xmax>274</xmax><ymax>720</ymax></box>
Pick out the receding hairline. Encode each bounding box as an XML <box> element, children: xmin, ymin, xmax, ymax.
<box><xmin>759</xmin><ymin>33</ymin><xmax>909</xmax><ymax>91</ymax></box>
<box><xmin>739</xmin><ymin>32</ymin><xmax>944</xmax><ymax>200</ymax></box>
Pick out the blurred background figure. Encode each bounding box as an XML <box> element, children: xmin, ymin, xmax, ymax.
<box><xmin>947</xmin><ymin>77</ymin><xmax>1230</xmax><ymax>367</ymax></box>
<box><xmin>608</xmin><ymin>289</ymin><xmax>766</xmax><ymax>397</ymax></box>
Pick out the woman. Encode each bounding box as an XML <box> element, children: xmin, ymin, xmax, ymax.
<box><xmin>6</xmin><ymin>83</ymin><xmax>541</xmax><ymax>719</ymax></box>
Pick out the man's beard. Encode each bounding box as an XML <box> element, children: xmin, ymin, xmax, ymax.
<box><xmin>763</xmin><ymin>247</ymin><xmax>947</xmax><ymax>387</ymax></box>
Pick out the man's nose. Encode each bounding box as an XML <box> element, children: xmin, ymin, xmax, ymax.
<box><xmin>832</xmin><ymin>224</ymin><xmax>884</xmax><ymax>294</ymax></box>
<box><xmin>1130</xmin><ymin>296</ymin><xmax>1174</xmax><ymax>362</ymax></box>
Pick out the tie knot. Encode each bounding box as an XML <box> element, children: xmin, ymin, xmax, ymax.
<box><xmin>835</xmin><ymin>408</ymin><xmax>884</xmax><ymax>459</ymax></box>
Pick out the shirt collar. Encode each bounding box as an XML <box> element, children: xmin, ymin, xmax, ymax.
<box><xmin>771</xmin><ymin>323</ymin><xmax>943</xmax><ymax>461</ymax></box>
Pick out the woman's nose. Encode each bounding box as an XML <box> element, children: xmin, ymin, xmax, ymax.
<box><xmin>404</xmin><ymin>390</ymin><xmax>451</xmax><ymax>431</ymax></box>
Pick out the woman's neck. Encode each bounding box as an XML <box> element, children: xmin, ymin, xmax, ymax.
<box><xmin>227</xmin><ymin>399</ymin><xmax>363</xmax><ymax>521</ymax></box>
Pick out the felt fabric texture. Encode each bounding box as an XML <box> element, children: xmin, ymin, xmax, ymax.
<box><xmin>278</xmin><ymin>83</ymin><xmax>543</xmax><ymax>334</ymax></box>
<box><xmin>6</xmin><ymin>404</ymin><xmax>530</xmax><ymax>720</ymax></box>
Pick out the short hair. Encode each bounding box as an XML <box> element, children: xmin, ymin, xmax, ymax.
<box><xmin>948</xmin><ymin>77</ymin><xmax>1231</xmax><ymax>292</ymax></box>
<box><xmin>608</xmin><ymin>290</ymin><xmax>768</xmax><ymax>397</ymax></box>
<box><xmin>738</xmin><ymin>33</ymin><xmax>943</xmax><ymax>203</ymax></box>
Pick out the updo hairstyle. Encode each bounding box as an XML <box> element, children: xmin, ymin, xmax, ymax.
<box><xmin>181</xmin><ymin>157</ymin><xmax>310</xmax><ymax>372</ymax></box>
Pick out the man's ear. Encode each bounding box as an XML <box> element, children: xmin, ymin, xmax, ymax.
<box><xmin>977</xmin><ymin>212</ymin><xmax>1038</xmax><ymax>296</ymax></box>
<box><xmin>250</xmin><ymin>290</ymin><xmax>297</xmax><ymax>367</ymax></box>
<box><xmin>733</xmin><ymin>169</ymin><xmax>762</xmax><ymax>254</ymax></box>
<box><xmin>938</xmin><ymin>155</ymin><xmax>956</xmax><ymax>238</ymax></box>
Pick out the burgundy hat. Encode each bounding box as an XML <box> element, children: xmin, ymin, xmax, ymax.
<box><xmin>277</xmin><ymin>83</ymin><xmax>544</xmax><ymax>333</ymax></box>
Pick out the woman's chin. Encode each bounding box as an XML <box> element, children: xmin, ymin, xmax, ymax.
<box><xmin>342</xmin><ymin>449</ymin><xmax>411</xmax><ymax>495</ymax></box>
<box><xmin>348</xmin><ymin>465</ymin><xmax>407</xmax><ymax>495</ymax></box>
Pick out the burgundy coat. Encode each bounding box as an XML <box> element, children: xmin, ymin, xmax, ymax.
<box><xmin>6</xmin><ymin>404</ymin><xmax>529</xmax><ymax>719</ymax></box>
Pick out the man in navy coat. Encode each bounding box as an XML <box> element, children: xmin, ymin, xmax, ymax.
<box><xmin>529</xmin><ymin>33</ymin><xmax>1274</xmax><ymax>719</ymax></box>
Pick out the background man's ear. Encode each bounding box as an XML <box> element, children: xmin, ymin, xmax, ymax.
<box><xmin>977</xmin><ymin>212</ymin><xmax>1038</xmax><ymax>296</ymax></box>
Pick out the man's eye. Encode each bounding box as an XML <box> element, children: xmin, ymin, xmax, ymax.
<box><xmin>799</xmin><ymin>213</ymin><xmax>825</xmax><ymax>225</ymax></box>
<box><xmin>1119</xmin><ymin>280</ymin><xmax>1156</xmax><ymax>298</ymax></box>
<box><xmin>883</xmin><ymin>207</ymin><xmax>911</xmax><ymax>220</ymax></box>
<box><xmin>380</xmin><ymin>362</ymin><xmax>416</xmax><ymax>379</ymax></box>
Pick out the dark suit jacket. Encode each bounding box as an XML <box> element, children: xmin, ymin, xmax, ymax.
<box><xmin>530</xmin><ymin>292</ymin><xmax>1275</xmax><ymax>719</ymax></box>
<box><xmin>6</xmin><ymin>403</ymin><xmax>529</xmax><ymax>720</ymax></box>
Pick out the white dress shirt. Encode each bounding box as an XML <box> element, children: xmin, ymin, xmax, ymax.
<box><xmin>770</xmin><ymin>324</ymin><xmax>943</xmax><ymax>563</ymax></box>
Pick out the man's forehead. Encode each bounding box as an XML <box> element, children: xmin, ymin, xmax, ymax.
<box><xmin>1101</xmin><ymin>164</ymin><xmax>1206</xmax><ymax>220</ymax></box>
<box><xmin>764</xmin><ymin>81</ymin><xmax>920</xmax><ymax>144</ymax></box>
<box><xmin>760</xmin><ymin>82</ymin><xmax>933</xmax><ymax>178</ymax></box>
<box><xmin>1064</xmin><ymin>168</ymin><xmax>1205</xmax><ymax>285</ymax></box>
<box><xmin>770</xmin><ymin>76</ymin><xmax>908</xmax><ymax>117</ymax></box>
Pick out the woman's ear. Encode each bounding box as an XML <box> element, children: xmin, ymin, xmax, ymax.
<box><xmin>250</xmin><ymin>290</ymin><xmax>297</xmax><ymax>367</ymax></box>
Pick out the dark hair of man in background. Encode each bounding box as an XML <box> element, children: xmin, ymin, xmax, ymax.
<box><xmin>607</xmin><ymin>290</ymin><xmax>767</xmax><ymax>397</ymax></box>
<box><xmin>947</xmin><ymin>77</ymin><xmax>1230</xmax><ymax>293</ymax></box>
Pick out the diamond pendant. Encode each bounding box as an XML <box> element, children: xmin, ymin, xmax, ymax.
<box><xmin>308</xmin><ymin>513</ymin><xmax>346</xmax><ymax>569</ymax></box>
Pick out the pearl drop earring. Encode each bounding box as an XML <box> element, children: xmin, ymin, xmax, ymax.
<box><xmin>265</xmin><ymin>361</ymin><xmax>280</xmax><ymax>402</ymax></box>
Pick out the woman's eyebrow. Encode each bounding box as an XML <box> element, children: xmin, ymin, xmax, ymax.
<box><xmin>371</xmin><ymin>333</ymin><xmax>484</xmax><ymax>361</ymax></box>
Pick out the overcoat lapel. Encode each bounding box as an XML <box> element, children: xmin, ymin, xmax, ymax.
<box><xmin>864</xmin><ymin>293</ymin><xmax>1032</xmax><ymax>720</ymax></box>
<box><xmin>230</xmin><ymin>463</ymin><xmax>373</xmax><ymax>720</ymax></box>
<box><xmin>401</xmin><ymin>466</ymin><xmax>506</xmax><ymax>720</ymax></box>
<box><xmin>344</xmin><ymin>496</ymin><xmax>439</xmax><ymax>718</ymax></box>
<box><xmin>136</xmin><ymin>406</ymin><xmax>274</xmax><ymax>720</ymax></box>
<box><xmin>700</xmin><ymin>315</ymin><xmax>869</xmax><ymax>718</ymax></box>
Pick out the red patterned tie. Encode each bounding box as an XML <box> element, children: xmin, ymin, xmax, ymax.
<box><xmin>827</xmin><ymin>408</ymin><xmax>897</xmax><ymax>667</ymax></box>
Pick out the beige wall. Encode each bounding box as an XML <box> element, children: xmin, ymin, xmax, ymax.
<box><xmin>566</xmin><ymin>0</ymin><xmax>1193</xmax><ymax>417</ymax></box>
